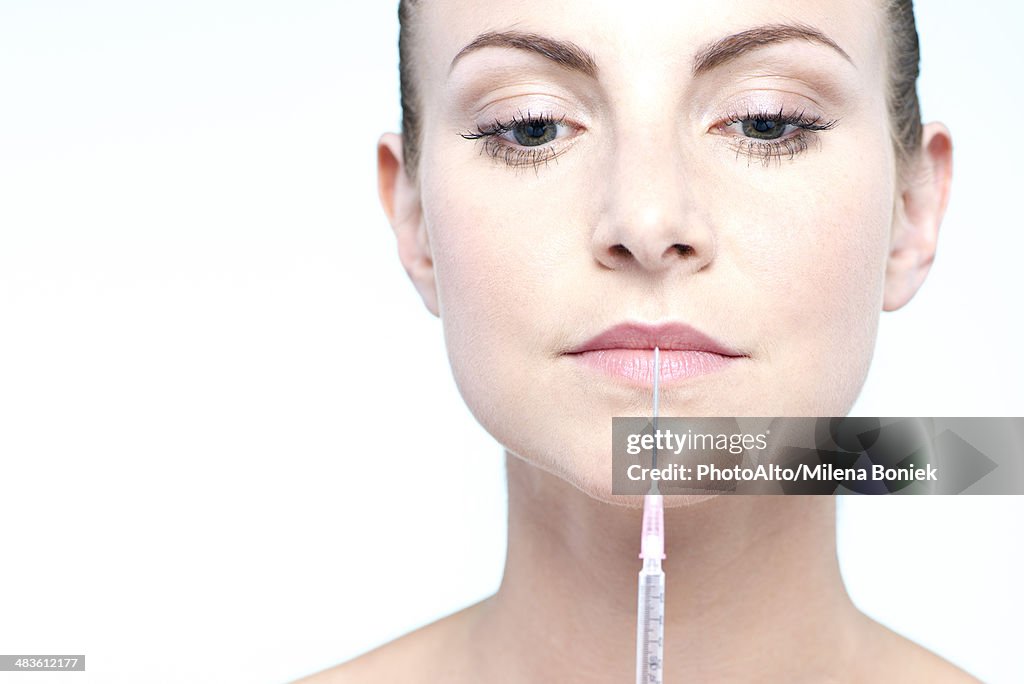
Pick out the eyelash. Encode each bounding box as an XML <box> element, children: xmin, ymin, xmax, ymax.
<box><xmin>459</xmin><ymin>111</ymin><xmax>572</xmax><ymax>171</ymax></box>
<box><xmin>459</xmin><ymin>107</ymin><xmax>840</xmax><ymax>170</ymax></box>
<box><xmin>719</xmin><ymin>107</ymin><xmax>840</xmax><ymax>166</ymax></box>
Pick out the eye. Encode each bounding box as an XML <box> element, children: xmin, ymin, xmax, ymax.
<box><xmin>460</xmin><ymin>112</ymin><xmax>581</xmax><ymax>170</ymax></box>
<box><xmin>711</xmin><ymin>108</ymin><xmax>840</xmax><ymax>164</ymax></box>
<box><xmin>718</xmin><ymin>108</ymin><xmax>838</xmax><ymax>143</ymax></box>
<box><xmin>461</xmin><ymin>113</ymin><xmax>573</xmax><ymax>150</ymax></box>
<box><xmin>738</xmin><ymin>118</ymin><xmax>791</xmax><ymax>140</ymax></box>
<box><xmin>507</xmin><ymin>120</ymin><xmax>560</xmax><ymax>146</ymax></box>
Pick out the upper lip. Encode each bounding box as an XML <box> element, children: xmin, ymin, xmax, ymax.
<box><xmin>566</xmin><ymin>321</ymin><xmax>745</xmax><ymax>357</ymax></box>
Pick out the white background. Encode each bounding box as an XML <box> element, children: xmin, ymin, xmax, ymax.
<box><xmin>1</xmin><ymin>1</ymin><xmax>1022</xmax><ymax>682</ymax></box>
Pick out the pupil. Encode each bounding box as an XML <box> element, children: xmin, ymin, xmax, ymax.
<box><xmin>754</xmin><ymin>119</ymin><xmax>775</xmax><ymax>132</ymax></box>
<box><xmin>527</xmin><ymin>124</ymin><xmax>546</xmax><ymax>138</ymax></box>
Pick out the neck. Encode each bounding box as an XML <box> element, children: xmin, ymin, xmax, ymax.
<box><xmin>470</xmin><ymin>452</ymin><xmax>863</xmax><ymax>682</ymax></box>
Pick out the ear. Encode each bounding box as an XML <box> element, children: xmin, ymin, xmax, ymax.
<box><xmin>378</xmin><ymin>132</ymin><xmax>439</xmax><ymax>317</ymax></box>
<box><xmin>883</xmin><ymin>122</ymin><xmax>954</xmax><ymax>311</ymax></box>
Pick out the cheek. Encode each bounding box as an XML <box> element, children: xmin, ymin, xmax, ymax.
<box><xmin>718</xmin><ymin>157</ymin><xmax>894</xmax><ymax>412</ymax></box>
<box><xmin>420</xmin><ymin>169</ymin><xmax>570</xmax><ymax>435</ymax></box>
<box><xmin>420</xmin><ymin>150</ymin><xmax>620</xmax><ymax>493</ymax></box>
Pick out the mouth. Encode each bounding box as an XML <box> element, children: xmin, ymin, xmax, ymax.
<box><xmin>564</xmin><ymin>321</ymin><xmax>747</xmax><ymax>387</ymax></box>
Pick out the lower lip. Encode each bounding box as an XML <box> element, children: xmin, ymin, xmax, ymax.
<box><xmin>567</xmin><ymin>349</ymin><xmax>741</xmax><ymax>386</ymax></box>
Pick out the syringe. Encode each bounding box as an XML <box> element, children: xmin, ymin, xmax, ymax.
<box><xmin>636</xmin><ymin>346</ymin><xmax>666</xmax><ymax>684</ymax></box>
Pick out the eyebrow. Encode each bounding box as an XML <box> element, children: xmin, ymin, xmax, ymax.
<box><xmin>449</xmin><ymin>30</ymin><xmax>598</xmax><ymax>78</ymax></box>
<box><xmin>692</xmin><ymin>23</ymin><xmax>854</xmax><ymax>75</ymax></box>
<box><xmin>449</xmin><ymin>23</ymin><xmax>853</xmax><ymax>81</ymax></box>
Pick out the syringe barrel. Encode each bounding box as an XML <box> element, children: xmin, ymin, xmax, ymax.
<box><xmin>635</xmin><ymin>566</ymin><xmax>665</xmax><ymax>684</ymax></box>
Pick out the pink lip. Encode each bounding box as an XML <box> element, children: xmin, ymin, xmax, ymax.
<box><xmin>565</xmin><ymin>322</ymin><xmax>746</xmax><ymax>386</ymax></box>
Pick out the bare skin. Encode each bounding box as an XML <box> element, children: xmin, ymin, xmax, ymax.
<box><xmin>294</xmin><ymin>456</ymin><xmax>980</xmax><ymax>684</ymax></box>
<box><xmin>299</xmin><ymin>0</ymin><xmax>963</xmax><ymax>680</ymax></box>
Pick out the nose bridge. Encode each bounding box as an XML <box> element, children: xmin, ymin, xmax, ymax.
<box><xmin>614</xmin><ymin>128</ymin><xmax>689</xmax><ymax>224</ymax></box>
<box><xmin>592</xmin><ymin>113</ymin><xmax>714</xmax><ymax>274</ymax></box>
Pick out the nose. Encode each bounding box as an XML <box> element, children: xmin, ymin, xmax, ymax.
<box><xmin>591</xmin><ymin>138</ymin><xmax>715</xmax><ymax>275</ymax></box>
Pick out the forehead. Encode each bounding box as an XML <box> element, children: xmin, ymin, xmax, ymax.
<box><xmin>414</xmin><ymin>0</ymin><xmax>887</xmax><ymax>95</ymax></box>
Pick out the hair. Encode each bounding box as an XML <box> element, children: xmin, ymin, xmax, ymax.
<box><xmin>884</xmin><ymin>0</ymin><xmax>924</xmax><ymax>177</ymax></box>
<box><xmin>397</xmin><ymin>0</ymin><xmax>422</xmax><ymax>179</ymax></box>
<box><xmin>397</xmin><ymin>0</ymin><xmax>923</xmax><ymax>181</ymax></box>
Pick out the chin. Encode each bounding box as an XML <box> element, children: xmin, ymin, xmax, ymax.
<box><xmin>525</xmin><ymin>447</ymin><xmax>726</xmax><ymax>509</ymax></box>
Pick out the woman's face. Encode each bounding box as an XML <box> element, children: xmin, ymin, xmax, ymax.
<box><xmin>404</xmin><ymin>0</ymin><xmax>902</xmax><ymax>501</ymax></box>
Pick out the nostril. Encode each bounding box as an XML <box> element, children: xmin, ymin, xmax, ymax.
<box><xmin>611</xmin><ymin>244</ymin><xmax>632</xmax><ymax>257</ymax></box>
<box><xmin>672</xmin><ymin>244</ymin><xmax>694</xmax><ymax>256</ymax></box>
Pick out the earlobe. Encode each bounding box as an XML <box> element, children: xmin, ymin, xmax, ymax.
<box><xmin>377</xmin><ymin>133</ymin><xmax>440</xmax><ymax>317</ymax></box>
<box><xmin>883</xmin><ymin>122</ymin><xmax>953</xmax><ymax>311</ymax></box>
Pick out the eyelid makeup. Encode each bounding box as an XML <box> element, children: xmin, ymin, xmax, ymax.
<box><xmin>458</xmin><ymin>88</ymin><xmax>841</xmax><ymax>172</ymax></box>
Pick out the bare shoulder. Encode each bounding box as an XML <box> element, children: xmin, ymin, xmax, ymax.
<box><xmin>862</xmin><ymin>616</ymin><xmax>982</xmax><ymax>683</ymax></box>
<box><xmin>288</xmin><ymin>601</ymin><xmax>483</xmax><ymax>684</ymax></box>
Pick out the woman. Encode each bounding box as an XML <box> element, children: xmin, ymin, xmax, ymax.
<box><xmin>301</xmin><ymin>0</ymin><xmax>969</xmax><ymax>681</ymax></box>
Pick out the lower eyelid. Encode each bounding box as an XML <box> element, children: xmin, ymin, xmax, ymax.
<box><xmin>483</xmin><ymin>141</ymin><xmax>565</xmax><ymax>169</ymax></box>
<box><xmin>727</xmin><ymin>131</ymin><xmax>816</xmax><ymax>164</ymax></box>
